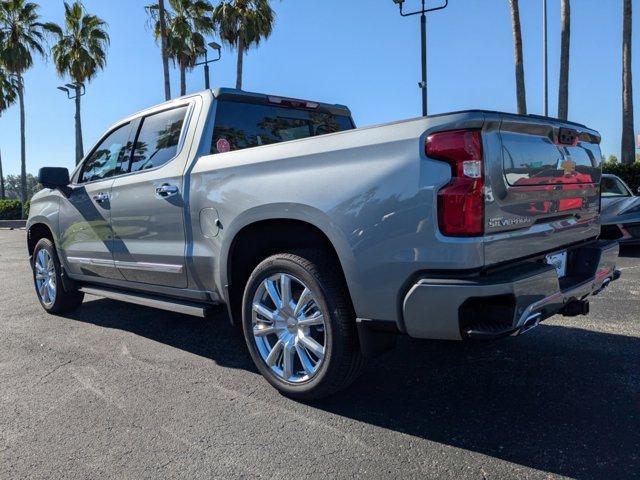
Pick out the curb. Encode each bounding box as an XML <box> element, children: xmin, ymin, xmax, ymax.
<box><xmin>0</xmin><ymin>220</ymin><xmax>27</xmax><ymax>229</ymax></box>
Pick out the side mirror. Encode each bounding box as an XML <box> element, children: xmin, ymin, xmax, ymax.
<box><xmin>637</xmin><ymin>186</ymin><xmax>640</xmax><ymax>196</ymax></box>
<box><xmin>38</xmin><ymin>167</ymin><xmax>70</xmax><ymax>189</ymax></box>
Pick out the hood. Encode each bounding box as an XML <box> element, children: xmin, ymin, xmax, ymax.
<box><xmin>601</xmin><ymin>195</ymin><xmax>640</xmax><ymax>224</ymax></box>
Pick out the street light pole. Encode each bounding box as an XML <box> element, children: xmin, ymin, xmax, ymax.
<box><xmin>420</xmin><ymin>11</ymin><xmax>427</xmax><ymax>116</ymax></box>
<box><xmin>543</xmin><ymin>0</ymin><xmax>549</xmax><ymax>116</ymax></box>
<box><xmin>57</xmin><ymin>82</ymin><xmax>86</xmax><ymax>164</ymax></box>
<box><xmin>195</xmin><ymin>42</ymin><xmax>222</xmax><ymax>90</ymax></box>
<box><xmin>394</xmin><ymin>0</ymin><xmax>449</xmax><ymax>117</ymax></box>
<box><xmin>57</xmin><ymin>82</ymin><xmax>85</xmax><ymax>100</ymax></box>
<box><xmin>204</xmin><ymin>51</ymin><xmax>211</xmax><ymax>90</ymax></box>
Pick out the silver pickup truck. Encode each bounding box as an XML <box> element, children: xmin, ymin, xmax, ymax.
<box><xmin>28</xmin><ymin>88</ymin><xmax>620</xmax><ymax>399</ymax></box>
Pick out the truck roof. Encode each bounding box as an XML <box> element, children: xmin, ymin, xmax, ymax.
<box><xmin>211</xmin><ymin>87</ymin><xmax>352</xmax><ymax>117</ymax></box>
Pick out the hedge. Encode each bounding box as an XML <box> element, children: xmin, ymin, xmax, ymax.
<box><xmin>0</xmin><ymin>199</ymin><xmax>23</xmax><ymax>220</ymax></box>
<box><xmin>603</xmin><ymin>162</ymin><xmax>640</xmax><ymax>194</ymax></box>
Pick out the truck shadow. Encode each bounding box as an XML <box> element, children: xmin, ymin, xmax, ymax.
<box><xmin>323</xmin><ymin>329</ymin><xmax>640</xmax><ymax>480</ymax></box>
<box><xmin>67</xmin><ymin>298</ymin><xmax>639</xmax><ymax>479</ymax></box>
<box><xmin>619</xmin><ymin>245</ymin><xmax>640</xmax><ymax>258</ymax></box>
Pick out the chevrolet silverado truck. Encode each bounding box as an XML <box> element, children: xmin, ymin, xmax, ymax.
<box><xmin>28</xmin><ymin>88</ymin><xmax>620</xmax><ymax>399</ymax></box>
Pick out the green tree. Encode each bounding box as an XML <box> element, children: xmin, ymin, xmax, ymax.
<box><xmin>3</xmin><ymin>173</ymin><xmax>40</xmax><ymax>200</ymax></box>
<box><xmin>508</xmin><ymin>0</ymin><xmax>526</xmax><ymax>114</ymax></box>
<box><xmin>621</xmin><ymin>0</ymin><xmax>635</xmax><ymax>164</ymax></box>
<box><xmin>0</xmin><ymin>66</ymin><xmax>19</xmax><ymax>200</ymax></box>
<box><xmin>48</xmin><ymin>1</ymin><xmax>109</xmax><ymax>165</ymax></box>
<box><xmin>149</xmin><ymin>0</ymin><xmax>215</xmax><ymax>96</ymax></box>
<box><xmin>0</xmin><ymin>0</ymin><xmax>49</xmax><ymax>217</ymax></box>
<box><xmin>558</xmin><ymin>0</ymin><xmax>570</xmax><ymax>120</ymax></box>
<box><xmin>214</xmin><ymin>0</ymin><xmax>274</xmax><ymax>90</ymax></box>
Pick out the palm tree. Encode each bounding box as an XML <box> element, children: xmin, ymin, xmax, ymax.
<box><xmin>149</xmin><ymin>0</ymin><xmax>215</xmax><ymax>96</ymax></box>
<box><xmin>0</xmin><ymin>65</ymin><xmax>18</xmax><ymax>112</ymax></box>
<box><xmin>0</xmin><ymin>0</ymin><xmax>49</xmax><ymax>217</ymax></box>
<box><xmin>49</xmin><ymin>1</ymin><xmax>110</xmax><ymax>165</ymax></box>
<box><xmin>621</xmin><ymin>0</ymin><xmax>635</xmax><ymax>164</ymax></box>
<box><xmin>558</xmin><ymin>0</ymin><xmax>570</xmax><ymax>120</ymax></box>
<box><xmin>146</xmin><ymin>1</ymin><xmax>173</xmax><ymax>100</ymax></box>
<box><xmin>508</xmin><ymin>0</ymin><xmax>527</xmax><ymax>114</ymax></box>
<box><xmin>158</xmin><ymin>0</ymin><xmax>171</xmax><ymax>100</ymax></box>
<box><xmin>214</xmin><ymin>0</ymin><xmax>274</xmax><ymax>90</ymax></box>
<box><xmin>0</xmin><ymin>67</ymin><xmax>19</xmax><ymax>200</ymax></box>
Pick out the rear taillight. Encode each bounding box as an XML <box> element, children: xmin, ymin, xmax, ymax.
<box><xmin>427</xmin><ymin>130</ymin><xmax>484</xmax><ymax>237</ymax></box>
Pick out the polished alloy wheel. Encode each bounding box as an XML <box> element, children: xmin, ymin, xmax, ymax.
<box><xmin>35</xmin><ymin>249</ymin><xmax>56</xmax><ymax>307</ymax></box>
<box><xmin>251</xmin><ymin>273</ymin><xmax>327</xmax><ymax>383</ymax></box>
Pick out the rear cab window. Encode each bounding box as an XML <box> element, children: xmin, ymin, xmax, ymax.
<box><xmin>211</xmin><ymin>99</ymin><xmax>354</xmax><ymax>154</ymax></box>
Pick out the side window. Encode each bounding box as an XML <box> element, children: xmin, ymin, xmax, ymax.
<box><xmin>79</xmin><ymin>123</ymin><xmax>131</xmax><ymax>183</ymax></box>
<box><xmin>129</xmin><ymin>106</ymin><xmax>188</xmax><ymax>173</ymax></box>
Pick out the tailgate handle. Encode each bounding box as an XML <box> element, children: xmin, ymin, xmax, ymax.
<box><xmin>558</xmin><ymin>127</ymin><xmax>579</xmax><ymax>146</ymax></box>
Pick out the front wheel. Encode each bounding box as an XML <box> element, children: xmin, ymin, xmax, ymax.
<box><xmin>242</xmin><ymin>251</ymin><xmax>364</xmax><ymax>400</ymax></box>
<box><xmin>32</xmin><ymin>238</ymin><xmax>84</xmax><ymax>314</ymax></box>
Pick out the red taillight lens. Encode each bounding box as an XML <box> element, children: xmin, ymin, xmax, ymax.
<box><xmin>427</xmin><ymin>130</ymin><xmax>484</xmax><ymax>237</ymax></box>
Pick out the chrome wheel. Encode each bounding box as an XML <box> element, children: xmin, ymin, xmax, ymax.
<box><xmin>35</xmin><ymin>249</ymin><xmax>56</xmax><ymax>307</ymax></box>
<box><xmin>251</xmin><ymin>273</ymin><xmax>327</xmax><ymax>383</ymax></box>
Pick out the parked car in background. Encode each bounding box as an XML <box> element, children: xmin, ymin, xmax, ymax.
<box><xmin>27</xmin><ymin>89</ymin><xmax>620</xmax><ymax>399</ymax></box>
<box><xmin>600</xmin><ymin>174</ymin><xmax>640</xmax><ymax>245</ymax></box>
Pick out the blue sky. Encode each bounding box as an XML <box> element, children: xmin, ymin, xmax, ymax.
<box><xmin>0</xmin><ymin>0</ymin><xmax>638</xmax><ymax>175</ymax></box>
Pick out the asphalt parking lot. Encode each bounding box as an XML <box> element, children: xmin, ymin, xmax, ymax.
<box><xmin>1</xmin><ymin>229</ymin><xmax>639</xmax><ymax>479</ymax></box>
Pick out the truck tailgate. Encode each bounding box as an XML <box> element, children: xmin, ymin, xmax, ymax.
<box><xmin>483</xmin><ymin>115</ymin><xmax>602</xmax><ymax>266</ymax></box>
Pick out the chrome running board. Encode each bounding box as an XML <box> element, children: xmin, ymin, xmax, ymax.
<box><xmin>79</xmin><ymin>286</ymin><xmax>209</xmax><ymax>318</ymax></box>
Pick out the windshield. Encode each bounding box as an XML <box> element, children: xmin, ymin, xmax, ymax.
<box><xmin>211</xmin><ymin>100</ymin><xmax>354</xmax><ymax>154</ymax></box>
<box><xmin>601</xmin><ymin>176</ymin><xmax>632</xmax><ymax>197</ymax></box>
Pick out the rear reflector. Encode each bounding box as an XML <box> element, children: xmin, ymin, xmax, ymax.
<box><xmin>427</xmin><ymin>130</ymin><xmax>484</xmax><ymax>237</ymax></box>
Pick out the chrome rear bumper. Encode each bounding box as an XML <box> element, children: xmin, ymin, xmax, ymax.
<box><xmin>401</xmin><ymin>240</ymin><xmax>620</xmax><ymax>340</ymax></box>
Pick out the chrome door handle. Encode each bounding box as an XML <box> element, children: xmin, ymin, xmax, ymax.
<box><xmin>93</xmin><ymin>192</ymin><xmax>109</xmax><ymax>203</ymax></box>
<box><xmin>155</xmin><ymin>184</ymin><xmax>179</xmax><ymax>197</ymax></box>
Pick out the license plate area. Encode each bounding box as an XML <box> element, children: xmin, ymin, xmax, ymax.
<box><xmin>545</xmin><ymin>251</ymin><xmax>567</xmax><ymax>278</ymax></box>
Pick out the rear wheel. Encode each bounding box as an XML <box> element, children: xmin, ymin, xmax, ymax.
<box><xmin>242</xmin><ymin>251</ymin><xmax>364</xmax><ymax>400</ymax></box>
<box><xmin>32</xmin><ymin>238</ymin><xmax>84</xmax><ymax>314</ymax></box>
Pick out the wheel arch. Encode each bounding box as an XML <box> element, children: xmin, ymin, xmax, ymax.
<box><xmin>220</xmin><ymin>206</ymin><xmax>358</xmax><ymax>324</ymax></box>
<box><xmin>27</xmin><ymin>221</ymin><xmax>57</xmax><ymax>257</ymax></box>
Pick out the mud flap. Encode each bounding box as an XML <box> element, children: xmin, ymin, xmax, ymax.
<box><xmin>356</xmin><ymin>319</ymin><xmax>398</xmax><ymax>359</ymax></box>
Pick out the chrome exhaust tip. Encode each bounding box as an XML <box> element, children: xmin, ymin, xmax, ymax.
<box><xmin>592</xmin><ymin>278</ymin><xmax>611</xmax><ymax>296</ymax></box>
<box><xmin>519</xmin><ymin>313</ymin><xmax>542</xmax><ymax>335</ymax></box>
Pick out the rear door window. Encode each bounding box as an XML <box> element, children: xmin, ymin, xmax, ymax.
<box><xmin>129</xmin><ymin>106</ymin><xmax>188</xmax><ymax>172</ymax></box>
<box><xmin>79</xmin><ymin>123</ymin><xmax>131</xmax><ymax>183</ymax></box>
<box><xmin>211</xmin><ymin>100</ymin><xmax>354</xmax><ymax>153</ymax></box>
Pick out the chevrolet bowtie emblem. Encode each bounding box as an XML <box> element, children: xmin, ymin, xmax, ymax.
<box><xmin>561</xmin><ymin>157</ymin><xmax>576</xmax><ymax>175</ymax></box>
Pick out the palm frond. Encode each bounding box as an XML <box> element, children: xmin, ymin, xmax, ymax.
<box><xmin>48</xmin><ymin>0</ymin><xmax>109</xmax><ymax>84</ymax></box>
<box><xmin>0</xmin><ymin>0</ymin><xmax>49</xmax><ymax>74</ymax></box>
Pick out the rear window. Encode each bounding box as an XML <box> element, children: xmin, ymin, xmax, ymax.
<box><xmin>211</xmin><ymin>100</ymin><xmax>353</xmax><ymax>154</ymax></box>
<box><xmin>501</xmin><ymin>130</ymin><xmax>601</xmax><ymax>186</ymax></box>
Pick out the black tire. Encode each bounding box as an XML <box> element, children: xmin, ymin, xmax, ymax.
<box><xmin>241</xmin><ymin>250</ymin><xmax>365</xmax><ymax>400</ymax></box>
<box><xmin>32</xmin><ymin>238</ymin><xmax>84</xmax><ymax>314</ymax></box>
